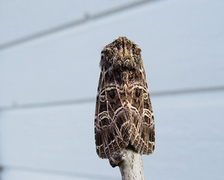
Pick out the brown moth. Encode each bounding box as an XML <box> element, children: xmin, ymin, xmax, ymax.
<box><xmin>94</xmin><ymin>37</ymin><xmax>155</xmax><ymax>167</ymax></box>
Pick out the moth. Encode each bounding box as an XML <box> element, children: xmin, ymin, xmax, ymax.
<box><xmin>94</xmin><ymin>37</ymin><xmax>155</xmax><ymax>167</ymax></box>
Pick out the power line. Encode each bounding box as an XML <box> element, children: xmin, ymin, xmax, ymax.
<box><xmin>0</xmin><ymin>86</ymin><xmax>223</xmax><ymax>111</ymax></box>
<box><xmin>0</xmin><ymin>0</ymin><xmax>155</xmax><ymax>50</ymax></box>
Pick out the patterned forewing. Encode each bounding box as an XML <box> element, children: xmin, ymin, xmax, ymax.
<box><xmin>95</xmin><ymin>69</ymin><xmax>130</xmax><ymax>158</ymax></box>
<box><xmin>129</xmin><ymin>84</ymin><xmax>155</xmax><ymax>154</ymax></box>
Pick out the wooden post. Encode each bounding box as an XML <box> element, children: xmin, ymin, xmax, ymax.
<box><xmin>119</xmin><ymin>147</ymin><xmax>145</xmax><ymax>180</ymax></box>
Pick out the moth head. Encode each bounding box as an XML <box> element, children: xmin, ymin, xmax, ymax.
<box><xmin>100</xmin><ymin>37</ymin><xmax>144</xmax><ymax>73</ymax></box>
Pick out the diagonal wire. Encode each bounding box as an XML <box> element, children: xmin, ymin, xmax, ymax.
<box><xmin>0</xmin><ymin>86</ymin><xmax>223</xmax><ymax>111</ymax></box>
<box><xmin>0</xmin><ymin>0</ymin><xmax>157</xmax><ymax>50</ymax></box>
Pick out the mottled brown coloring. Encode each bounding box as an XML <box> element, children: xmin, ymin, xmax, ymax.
<box><xmin>95</xmin><ymin>37</ymin><xmax>155</xmax><ymax>167</ymax></box>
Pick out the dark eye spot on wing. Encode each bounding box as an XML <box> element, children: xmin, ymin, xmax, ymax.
<box><xmin>108</xmin><ymin>131</ymin><xmax>115</xmax><ymax>142</ymax></box>
<box><xmin>135</xmin><ymin>87</ymin><xmax>141</xmax><ymax>97</ymax></box>
<box><xmin>141</xmin><ymin>131</ymin><xmax>145</xmax><ymax>139</ymax></box>
<box><xmin>109</xmin><ymin>89</ymin><xmax>116</xmax><ymax>99</ymax></box>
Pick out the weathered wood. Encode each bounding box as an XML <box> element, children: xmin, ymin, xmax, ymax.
<box><xmin>119</xmin><ymin>148</ymin><xmax>145</xmax><ymax>180</ymax></box>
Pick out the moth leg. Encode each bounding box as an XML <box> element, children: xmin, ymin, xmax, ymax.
<box><xmin>109</xmin><ymin>151</ymin><xmax>125</xmax><ymax>168</ymax></box>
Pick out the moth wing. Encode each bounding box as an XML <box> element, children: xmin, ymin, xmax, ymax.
<box><xmin>95</xmin><ymin>71</ymin><xmax>130</xmax><ymax>158</ymax></box>
<box><xmin>129</xmin><ymin>84</ymin><xmax>155</xmax><ymax>154</ymax></box>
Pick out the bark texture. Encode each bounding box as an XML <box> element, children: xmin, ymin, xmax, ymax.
<box><xmin>119</xmin><ymin>148</ymin><xmax>145</xmax><ymax>180</ymax></box>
